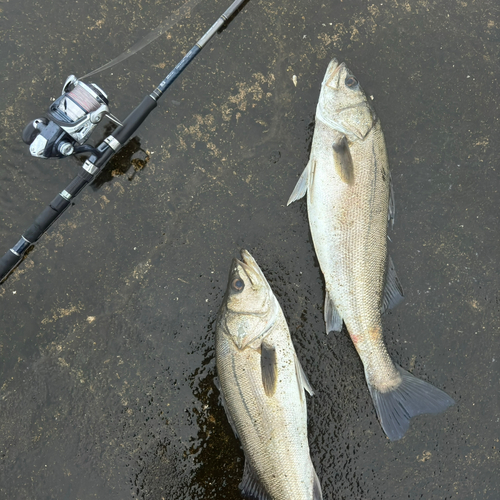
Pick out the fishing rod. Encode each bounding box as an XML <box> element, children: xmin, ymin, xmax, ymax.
<box><xmin>0</xmin><ymin>0</ymin><xmax>247</xmax><ymax>284</ymax></box>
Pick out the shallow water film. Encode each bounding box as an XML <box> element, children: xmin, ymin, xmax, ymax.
<box><xmin>0</xmin><ymin>0</ymin><xmax>499</xmax><ymax>498</ymax></box>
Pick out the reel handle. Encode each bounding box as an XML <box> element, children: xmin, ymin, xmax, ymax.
<box><xmin>22</xmin><ymin>118</ymin><xmax>48</xmax><ymax>145</ymax></box>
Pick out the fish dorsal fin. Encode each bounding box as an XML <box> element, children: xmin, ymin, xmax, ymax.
<box><xmin>332</xmin><ymin>131</ymin><xmax>354</xmax><ymax>184</ymax></box>
<box><xmin>261</xmin><ymin>342</ymin><xmax>278</xmax><ymax>397</ymax></box>
<box><xmin>294</xmin><ymin>353</ymin><xmax>314</xmax><ymax>400</ymax></box>
<box><xmin>324</xmin><ymin>290</ymin><xmax>343</xmax><ymax>333</ymax></box>
<box><xmin>214</xmin><ymin>377</ymin><xmax>239</xmax><ymax>439</ymax></box>
<box><xmin>287</xmin><ymin>159</ymin><xmax>312</xmax><ymax>205</ymax></box>
<box><xmin>239</xmin><ymin>460</ymin><xmax>273</xmax><ymax>500</ymax></box>
<box><xmin>380</xmin><ymin>255</ymin><xmax>404</xmax><ymax>314</ymax></box>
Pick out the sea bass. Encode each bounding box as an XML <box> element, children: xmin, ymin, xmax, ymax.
<box><xmin>215</xmin><ymin>250</ymin><xmax>322</xmax><ymax>500</ymax></box>
<box><xmin>288</xmin><ymin>58</ymin><xmax>454</xmax><ymax>441</ymax></box>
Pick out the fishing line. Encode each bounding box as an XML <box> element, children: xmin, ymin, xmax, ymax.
<box><xmin>81</xmin><ymin>0</ymin><xmax>203</xmax><ymax>79</ymax></box>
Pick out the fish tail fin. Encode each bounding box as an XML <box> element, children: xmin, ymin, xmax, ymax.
<box><xmin>366</xmin><ymin>364</ymin><xmax>455</xmax><ymax>441</ymax></box>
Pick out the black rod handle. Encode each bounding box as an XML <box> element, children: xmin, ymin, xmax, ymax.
<box><xmin>24</xmin><ymin>201</ymin><xmax>69</xmax><ymax>242</ymax></box>
<box><xmin>0</xmin><ymin>245</ymin><xmax>26</xmax><ymax>282</ymax></box>
<box><xmin>0</xmin><ymin>195</ymin><xmax>72</xmax><ymax>282</ymax></box>
<box><xmin>113</xmin><ymin>95</ymin><xmax>157</xmax><ymax>144</ymax></box>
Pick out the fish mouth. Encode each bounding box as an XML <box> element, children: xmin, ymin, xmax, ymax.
<box><xmin>323</xmin><ymin>58</ymin><xmax>345</xmax><ymax>88</ymax></box>
<box><xmin>234</xmin><ymin>249</ymin><xmax>266</xmax><ymax>288</ymax></box>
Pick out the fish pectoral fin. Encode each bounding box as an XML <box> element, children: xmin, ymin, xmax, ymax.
<box><xmin>261</xmin><ymin>342</ymin><xmax>278</xmax><ymax>397</ymax></box>
<box><xmin>213</xmin><ymin>376</ymin><xmax>220</xmax><ymax>391</ymax></box>
<box><xmin>332</xmin><ymin>131</ymin><xmax>354</xmax><ymax>185</ymax></box>
<box><xmin>215</xmin><ymin>377</ymin><xmax>239</xmax><ymax>440</ymax></box>
<box><xmin>294</xmin><ymin>352</ymin><xmax>314</xmax><ymax>398</ymax></box>
<box><xmin>380</xmin><ymin>255</ymin><xmax>404</xmax><ymax>314</ymax></box>
<box><xmin>325</xmin><ymin>290</ymin><xmax>343</xmax><ymax>333</ymax></box>
<box><xmin>240</xmin><ymin>460</ymin><xmax>273</xmax><ymax>500</ymax></box>
<box><xmin>287</xmin><ymin>159</ymin><xmax>311</xmax><ymax>205</ymax></box>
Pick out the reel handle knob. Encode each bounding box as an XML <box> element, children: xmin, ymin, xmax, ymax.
<box><xmin>22</xmin><ymin>117</ymin><xmax>48</xmax><ymax>145</ymax></box>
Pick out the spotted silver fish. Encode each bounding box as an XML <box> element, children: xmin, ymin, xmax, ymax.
<box><xmin>288</xmin><ymin>58</ymin><xmax>454</xmax><ymax>440</ymax></box>
<box><xmin>215</xmin><ymin>250</ymin><xmax>322</xmax><ymax>499</ymax></box>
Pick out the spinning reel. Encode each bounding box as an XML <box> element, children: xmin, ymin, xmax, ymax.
<box><xmin>22</xmin><ymin>75</ymin><xmax>119</xmax><ymax>159</ymax></box>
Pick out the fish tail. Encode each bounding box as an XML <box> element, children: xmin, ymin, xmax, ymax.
<box><xmin>366</xmin><ymin>364</ymin><xmax>455</xmax><ymax>441</ymax></box>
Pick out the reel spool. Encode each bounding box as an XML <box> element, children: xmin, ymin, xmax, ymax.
<box><xmin>23</xmin><ymin>76</ymin><xmax>111</xmax><ymax>159</ymax></box>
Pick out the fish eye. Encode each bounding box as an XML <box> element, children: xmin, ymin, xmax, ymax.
<box><xmin>232</xmin><ymin>278</ymin><xmax>245</xmax><ymax>292</ymax></box>
<box><xmin>345</xmin><ymin>76</ymin><xmax>358</xmax><ymax>88</ymax></box>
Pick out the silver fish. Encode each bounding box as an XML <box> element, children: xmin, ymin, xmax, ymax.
<box><xmin>288</xmin><ymin>59</ymin><xmax>454</xmax><ymax>440</ymax></box>
<box><xmin>215</xmin><ymin>250</ymin><xmax>322</xmax><ymax>500</ymax></box>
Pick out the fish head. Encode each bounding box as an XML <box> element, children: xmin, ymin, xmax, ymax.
<box><xmin>317</xmin><ymin>58</ymin><xmax>376</xmax><ymax>140</ymax></box>
<box><xmin>218</xmin><ymin>250</ymin><xmax>278</xmax><ymax>350</ymax></box>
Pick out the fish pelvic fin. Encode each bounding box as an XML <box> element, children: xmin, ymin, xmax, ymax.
<box><xmin>294</xmin><ymin>352</ymin><xmax>314</xmax><ymax>398</ymax></box>
<box><xmin>366</xmin><ymin>364</ymin><xmax>455</xmax><ymax>441</ymax></box>
<box><xmin>325</xmin><ymin>289</ymin><xmax>343</xmax><ymax>333</ymax></box>
<box><xmin>287</xmin><ymin>159</ymin><xmax>312</xmax><ymax>205</ymax></box>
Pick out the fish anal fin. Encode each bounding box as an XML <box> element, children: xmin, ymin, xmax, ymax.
<box><xmin>380</xmin><ymin>255</ymin><xmax>404</xmax><ymax>314</ymax></box>
<box><xmin>325</xmin><ymin>290</ymin><xmax>343</xmax><ymax>333</ymax></box>
<box><xmin>366</xmin><ymin>364</ymin><xmax>455</xmax><ymax>441</ymax></box>
<box><xmin>287</xmin><ymin>159</ymin><xmax>312</xmax><ymax>205</ymax></box>
<box><xmin>239</xmin><ymin>460</ymin><xmax>273</xmax><ymax>500</ymax></box>
<box><xmin>332</xmin><ymin>132</ymin><xmax>354</xmax><ymax>185</ymax></box>
<box><xmin>261</xmin><ymin>343</ymin><xmax>278</xmax><ymax>397</ymax></box>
